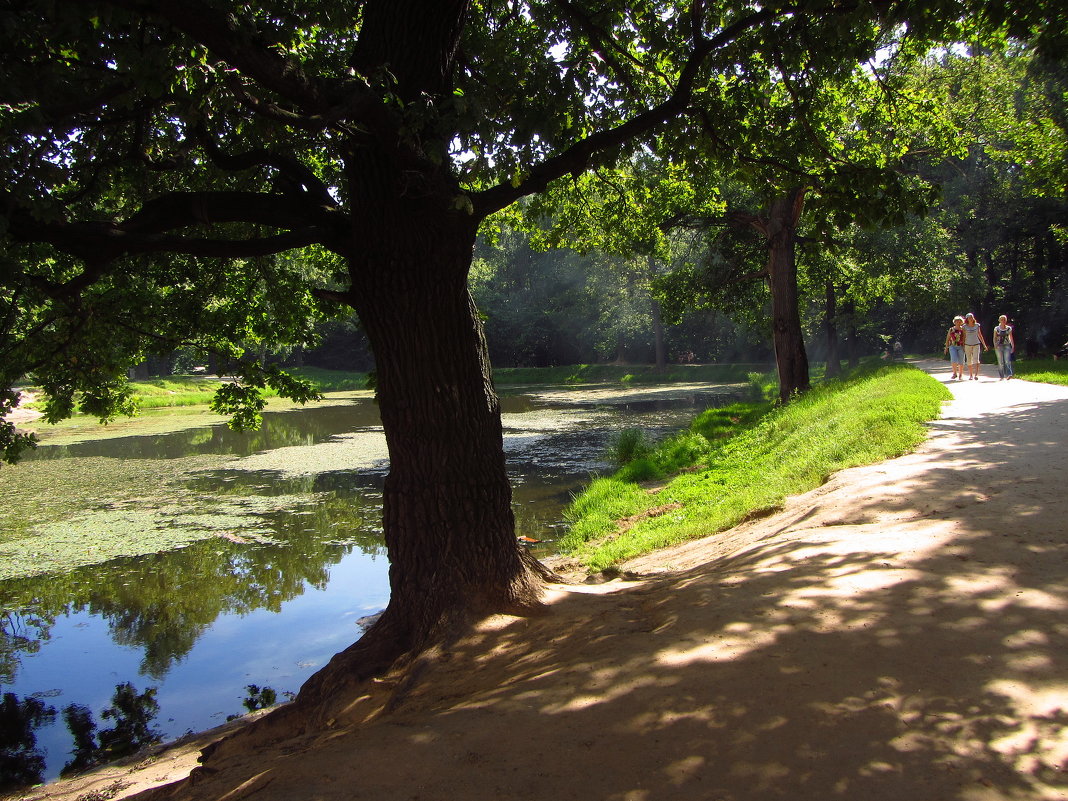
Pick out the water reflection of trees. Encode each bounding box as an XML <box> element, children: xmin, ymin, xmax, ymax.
<box><xmin>0</xmin><ymin>692</ymin><xmax>54</xmax><ymax>791</ymax></box>
<box><xmin>61</xmin><ymin>683</ymin><xmax>162</xmax><ymax>777</ymax></box>
<box><xmin>0</xmin><ymin>611</ymin><xmax>53</xmax><ymax>685</ymax></box>
<box><xmin>0</xmin><ymin>683</ymin><xmax>164</xmax><ymax>791</ymax></box>
<box><xmin>0</xmin><ymin>492</ymin><xmax>386</xmax><ymax>682</ymax></box>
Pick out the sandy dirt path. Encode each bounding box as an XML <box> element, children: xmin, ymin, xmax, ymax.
<box><xmin>13</xmin><ymin>359</ymin><xmax>1068</xmax><ymax>801</ymax></box>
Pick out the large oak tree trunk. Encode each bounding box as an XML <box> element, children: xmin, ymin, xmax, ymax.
<box><xmin>282</xmin><ymin>0</ymin><xmax>556</xmax><ymax>725</ymax></box>
<box><xmin>765</xmin><ymin>189</ymin><xmax>810</xmax><ymax>403</ymax></box>
<box><xmin>292</xmin><ymin>137</ymin><xmax>549</xmax><ymax>721</ymax></box>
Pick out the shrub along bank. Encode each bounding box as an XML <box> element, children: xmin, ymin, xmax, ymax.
<box><xmin>560</xmin><ymin>364</ymin><xmax>952</xmax><ymax>573</ymax></box>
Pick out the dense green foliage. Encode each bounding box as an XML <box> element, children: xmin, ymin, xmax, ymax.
<box><xmin>3</xmin><ymin>2</ymin><xmax>1063</xmax><ymax>456</ymax></box>
<box><xmin>472</xmin><ymin>43</ymin><xmax>1067</xmax><ymax>377</ymax></box>
<box><xmin>562</xmin><ymin>364</ymin><xmax>951</xmax><ymax>571</ymax></box>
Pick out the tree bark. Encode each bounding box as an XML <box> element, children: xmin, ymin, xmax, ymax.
<box><xmin>648</xmin><ymin>258</ymin><xmax>667</xmax><ymax>371</ymax></box>
<box><xmin>651</xmin><ymin>296</ymin><xmax>667</xmax><ymax>371</ymax></box>
<box><xmin>284</xmin><ymin>52</ymin><xmax>553</xmax><ymax>713</ymax></box>
<box><xmin>764</xmin><ymin>189</ymin><xmax>810</xmax><ymax>403</ymax></box>
<box><xmin>843</xmin><ymin>298</ymin><xmax>860</xmax><ymax>368</ymax></box>
<box><xmin>824</xmin><ymin>280</ymin><xmax>841</xmax><ymax>378</ymax></box>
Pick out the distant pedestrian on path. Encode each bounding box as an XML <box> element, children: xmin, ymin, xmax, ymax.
<box><xmin>992</xmin><ymin>315</ymin><xmax>1016</xmax><ymax>380</ymax></box>
<box><xmin>943</xmin><ymin>315</ymin><xmax>966</xmax><ymax>380</ymax></box>
<box><xmin>962</xmin><ymin>313</ymin><xmax>988</xmax><ymax>380</ymax></box>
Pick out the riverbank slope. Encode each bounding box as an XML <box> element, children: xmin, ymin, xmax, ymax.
<box><xmin>15</xmin><ymin>359</ymin><xmax>1068</xmax><ymax>801</ymax></box>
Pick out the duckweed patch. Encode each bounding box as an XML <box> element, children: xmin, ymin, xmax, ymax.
<box><xmin>233</xmin><ymin>431</ymin><xmax>390</xmax><ymax>476</ymax></box>
<box><xmin>0</xmin><ymin>486</ymin><xmax>327</xmax><ymax>581</ymax></box>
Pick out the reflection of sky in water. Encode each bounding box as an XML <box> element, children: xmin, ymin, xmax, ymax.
<box><xmin>0</xmin><ymin>382</ymin><xmax>744</xmax><ymax>783</ymax></box>
<box><xmin>15</xmin><ymin>552</ymin><xmax>390</xmax><ymax>782</ymax></box>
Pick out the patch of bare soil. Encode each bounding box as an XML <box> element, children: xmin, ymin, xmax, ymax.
<box><xmin>14</xmin><ymin>361</ymin><xmax>1068</xmax><ymax>801</ymax></box>
<box><xmin>3</xmin><ymin>390</ymin><xmax>43</xmax><ymax>425</ymax></box>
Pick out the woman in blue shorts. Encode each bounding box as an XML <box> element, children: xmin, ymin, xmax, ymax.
<box><xmin>943</xmin><ymin>315</ymin><xmax>966</xmax><ymax>380</ymax></box>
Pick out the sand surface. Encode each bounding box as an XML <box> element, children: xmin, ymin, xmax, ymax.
<box><xmin>13</xmin><ymin>360</ymin><xmax>1068</xmax><ymax>801</ymax></box>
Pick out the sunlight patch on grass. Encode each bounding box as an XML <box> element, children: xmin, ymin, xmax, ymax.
<box><xmin>1013</xmin><ymin>358</ymin><xmax>1068</xmax><ymax>387</ymax></box>
<box><xmin>560</xmin><ymin>364</ymin><xmax>951</xmax><ymax>572</ymax></box>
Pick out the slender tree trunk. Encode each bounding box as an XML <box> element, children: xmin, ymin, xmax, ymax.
<box><xmin>824</xmin><ymin>280</ymin><xmax>841</xmax><ymax>378</ymax></box>
<box><xmin>843</xmin><ymin>298</ymin><xmax>860</xmax><ymax>369</ymax></box>
<box><xmin>651</xmin><ymin>299</ymin><xmax>667</xmax><ymax>370</ymax></box>
<box><xmin>981</xmin><ymin>250</ymin><xmax>997</xmax><ymax>327</ymax></box>
<box><xmin>764</xmin><ymin>189</ymin><xmax>810</xmax><ymax>403</ymax></box>
<box><xmin>648</xmin><ymin>256</ymin><xmax>667</xmax><ymax>371</ymax></box>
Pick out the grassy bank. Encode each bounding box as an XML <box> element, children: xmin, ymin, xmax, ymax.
<box><xmin>493</xmin><ymin>363</ymin><xmax>770</xmax><ymax>386</ymax></box>
<box><xmin>127</xmin><ymin>377</ymin><xmax>250</xmax><ymax>408</ymax></box>
<box><xmin>16</xmin><ymin>369</ymin><xmax>372</xmax><ymax>413</ymax></box>
<box><xmin>560</xmin><ymin>364</ymin><xmax>951</xmax><ymax>573</ymax></box>
<box><xmin>18</xmin><ymin>365</ymin><xmax>756</xmax><ymax>414</ymax></box>
<box><xmin>1011</xmin><ymin>357</ymin><xmax>1068</xmax><ymax>386</ymax></box>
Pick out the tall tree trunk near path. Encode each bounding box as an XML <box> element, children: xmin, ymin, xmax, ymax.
<box><xmin>843</xmin><ymin>298</ymin><xmax>860</xmax><ymax>368</ymax></box>
<box><xmin>824</xmin><ymin>280</ymin><xmax>841</xmax><ymax>378</ymax></box>
<box><xmin>291</xmin><ymin>151</ymin><xmax>548</xmax><ymax>724</ymax></box>
<box><xmin>648</xmin><ymin>256</ymin><xmax>667</xmax><ymax>371</ymax></box>
<box><xmin>765</xmin><ymin>189</ymin><xmax>810</xmax><ymax>403</ymax></box>
<box><xmin>651</xmin><ymin>297</ymin><xmax>667</xmax><ymax>371</ymax></box>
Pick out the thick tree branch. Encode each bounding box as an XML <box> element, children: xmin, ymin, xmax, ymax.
<box><xmin>100</xmin><ymin>0</ymin><xmax>388</xmax><ymax>136</ymax></box>
<box><xmin>193</xmin><ymin>127</ymin><xmax>338</xmax><ymax>210</ymax></box>
<box><xmin>115</xmin><ymin>192</ymin><xmax>333</xmax><ymax>235</ymax></box>
<box><xmin>471</xmin><ymin>7</ymin><xmax>778</xmax><ymax>219</ymax></box>
<box><xmin>103</xmin><ymin>0</ymin><xmax>330</xmax><ymax>113</ymax></box>
<box><xmin>3</xmin><ymin>189</ymin><xmax>340</xmax><ymax>281</ymax></box>
<box><xmin>106</xmin><ymin>228</ymin><xmax>327</xmax><ymax>259</ymax></box>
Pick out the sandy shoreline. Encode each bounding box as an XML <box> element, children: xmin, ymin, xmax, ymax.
<box><xmin>11</xmin><ymin>359</ymin><xmax>1068</xmax><ymax>801</ymax></box>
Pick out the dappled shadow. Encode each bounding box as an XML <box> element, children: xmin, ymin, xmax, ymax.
<box><xmin>136</xmin><ymin>366</ymin><xmax>1068</xmax><ymax>801</ymax></box>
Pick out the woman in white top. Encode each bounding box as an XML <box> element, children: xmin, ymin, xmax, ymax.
<box><xmin>962</xmin><ymin>313</ymin><xmax>988</xmax><ymax>380</ymax></box>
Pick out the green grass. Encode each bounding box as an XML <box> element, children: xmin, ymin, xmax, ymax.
<box><xmin>1012</xmin><ymin>358</ymin><xmax>1068</xmax><ymax>386</ymax></box>
<box><xmin>559</xmin><ymin>363</ymin><xmax>952</xmax><ymax>573</ymax></box>
<box><xmin>130</xmin><ymin>368</ymin><xmax>371</xmax><ymax>408</ymax></box>
<box><xmin>492</xmin><ymin>363</ymin><xmax>771</xmax><ymax>386</ymax></box>
<box><xmin>18</xmin><ymin>369</ymin><xmax>372</xmax><ymax>414</ymax></box>
<box><xmin>127</xmin><ymin>377</ymin><xmax>253</xmax><ymax>408</ymax></box>
<box><xmin>21</xmin><ymin>365</ymin><xmax>751</xmax><ymax>414</ymax></box>
<box><xmin>287</xmin><ymin>367</ymin><xmax>370</xmax><ymax>392</ymax></box>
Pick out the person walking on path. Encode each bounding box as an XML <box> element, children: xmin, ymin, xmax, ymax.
<box><xmin>992</xmin><ymin>314</ymin><xmax>1016</xmax><ymax>380</ymax></box>
<box><xmin>962</xmin><ymin>312</ymin><xmax>988</xmax><ymax>380</ymax></box>
<box><xmin>943</xmin><ymin>315</ymin><xmax>967</xmax><ymax>380</ymax></box>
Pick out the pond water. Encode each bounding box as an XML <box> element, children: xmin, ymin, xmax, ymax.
<box><xmin>0</xmin><ymin>381</ymin><xmax>745</xmax><ymax>787</ymax></box>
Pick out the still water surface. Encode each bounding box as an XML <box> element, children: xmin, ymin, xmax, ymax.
<box><xmin>0</xmin><ymin>382</ymin><xmax>744</xmax><ymax>784</ymax></box>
